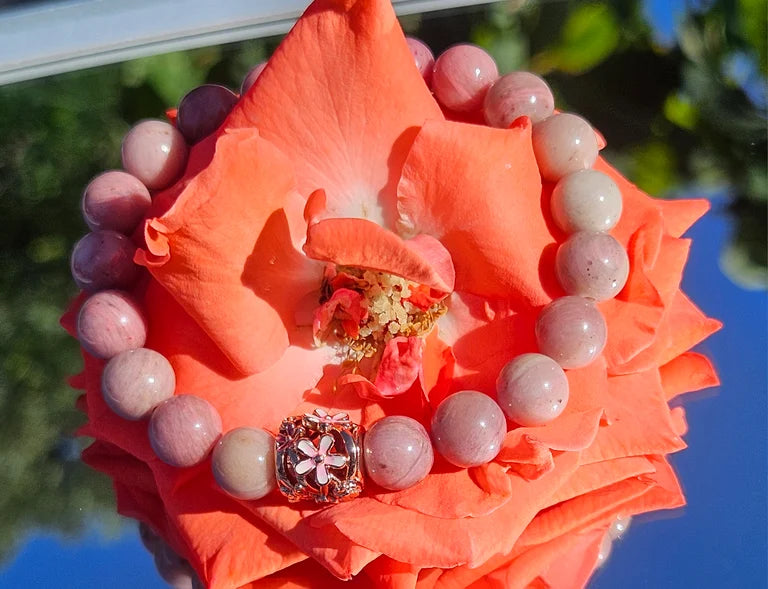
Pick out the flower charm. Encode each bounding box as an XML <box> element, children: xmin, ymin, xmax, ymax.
<box><xmin>295</xmin><ymin>434</ymin><xmax>348</xmax><ymax>485</ymax></box>
<box><xmin>304</xmin><ymin>408</ymin><xmax>350</xmax><ymax>430</ymax></box>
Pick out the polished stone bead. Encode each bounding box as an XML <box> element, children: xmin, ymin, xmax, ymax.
<box><xmin>484</xmin><ymin>71</ymin><xmax>555</xmax><ymax>127</ymax></box>
<box><xmin>496</xmin><ymin>353</ymin><xmax>569</xmax><ymax>426</ymax></box>
<box><xmin>153</xmin><ymin>541</ymin><xmax>198</xmax><ymax>589</ymax></box>
<box><xmin>81</xmin><ymin>170</ymin><xmax>151</xmax><ymax>234</ymax></box>
<box><xmin>551</xmin><ymin>169</ymin><xmax>623</xmax><ymax>233</ymax></box>
<box><xmin>101</xmin><ymin>348</ymin><xmax>176</xmax><ymax>420</ymax></box>
<box><xmin>76</xmin><ymin>290</ymin><xmax>147</xmax><ymax>359</ymax></box>
<box><xmin>139</xmin><ymin>522</ymin><xmax>162</xmax><ymax>554</ymax></box>
<box><xmin>532</xmin><ymin>113</ymin><xmax>598</xmax><ymax>181</ymax></box>
<box><xmin>70</xmin><ymin>230</ymin><xmax>138</xmax><ymax>292</ymax></box>
<box><xmin>149</xmin><ymin>395</ymin><xmax>222</xmax><ymax>468</ymax></box>
<box><xmin>364</xmin><ymin>416</ymin><xmax>434</xmax><ymax>491</ymax></box>
<box><xmin>432</xmin><ymin>44</ymin><xmax>499</xmax><ymax>112</ymax></box>
<box><xmin>406</xmin><ymin>36</ymin><xmax>435</xmax><ymax>85</ymax></box>
<box><xmin>177</xmin><ymin>84</ymin><xmax>239</xmax><ymax>144</ymax></box>
<box><xmin>431</xmin><ymin>391</ymin><xmax>506</xmax><ymax>468</ymax></box>
<box><xmin>121</xmin><ymin>120</ymin><xmax>188</xmax><ymax>190</ymax></box>
<box><xmin>535</xmin><ymin>296</ymin><xmax>607</xmax><ymax>369</ymax></box>
<box><xmin>240</xmin><ymin>62</ymin><xmax>267</xmax><ymax>95</ymax></box>
<box><xmin>555</xmin><ymin>232</ymin><xmax>630</xmax><ymax>301</ymax></box>
<box><xmin>212</xmin><ymin>427</ymin><xmax>276</xmax><ymax>500</ymax></box>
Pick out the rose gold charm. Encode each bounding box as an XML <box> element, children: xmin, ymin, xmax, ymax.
<box><xmin>275</xmin><ymin>409</ymin><xmax>364</xmax><ymax>503</ymax></box>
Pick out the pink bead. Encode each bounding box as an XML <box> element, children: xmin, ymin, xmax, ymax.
<box><xmin>535</xmin><ymin>296</ymin><xmax>606</xmax><ymax>369</ymax></box>
<box><xmin>139</xmin><ymin>522</ymin><xmax>162</xmax><ymax>554</ymax></box>
<box><xmin>496</xmin><ymin>353</ymin><xmax>569</xmax><ymax>426</ymax></box>
<box><xmin>81</xmin><ymin>170</ymin><xmax>151</xmax><ymax>234</ymax></box>
<box><xmin>177</xmin><ymin>84</ymin><xmax>239</xmax><ymax>144</ymax></box>
<box><xmin>532</xmin><ymin>113</ymin><xmax>598</xmax><ymax>181</ymax></box>
<box><xmin>153</xmin><ymin>542</ymin><xmax>198</xmax><ymax>589</ymax></box>
<box><xmin>551</xmin><ymin>169</ymin><xmax>623</xmax><ymax>233</ymax></box>
<box><xmin>149</xmin><ymin>395</ymin><xmax>222</xmax><ymax>467</ymax></box>
<box><xmin>364</xmin><ymin>416</ymin><xmax>434</xmax><ymax>491</ymax></box>
<box><xmin>432</xmin><ymin>44</ymin><xmax>499</xmax><ymax>112</ymax></box>
<box><xmin>76</xmin><ymin>290</ymin><xmax>147</xmax><ymax>359</ymax></box>
<box><xmin>556</xmin><ymin>232</ymin><xmax>629</xmax><ymax>301</ymax></box>
<box><xmin>241</xmin><ymin>62</ymin><xmax>267</xmax><ymax>95</ymax></box>
<box><xmin>121</xmin><ymin>120</ymin><xmax>188</xmax><ymax>190</ymax></box>
<box><xmin>406</xmin><ymin>37</ymin><xmax>435</xmax><ymax>85</ymax></box>
<box><xmin>212</xmin><ymin>427</ymin><xmax>276</xmax><ymax>500</ymax></box>
<box><xmin>70</xmin><ymin>230</ymin><xmax>138</xmax><ymax>292</ymax></box>
<box><xmin>431</xmin><ymin>391</ymin><xmax>506</xmax><ymax>468</ymax></box>
<box><xmin>484</xmin><ymin>71</ymin><xmax>555</xmax><ymax>127</ymax></box>
<box><xmin>101</xmin><ymin>348</ymin><xmax>176</xmax><ymax>420</ymax></box>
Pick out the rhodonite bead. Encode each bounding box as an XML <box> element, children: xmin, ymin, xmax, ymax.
<box><xmin>212</xmin><ymin>427</ymin><xmax>276</xmax><ymax>500</ymax></box>
<box><xmin>431</xmin><ymin>391</ymin><xmax>506</xmax><ymax>468</ymax></box>
<box><xmin>406</xmin><ymin>37</ymin><xmax>435</xmax><ymax>85</ymax></box>
<box><xmin>101</xmin><ymin>348</ymin><xmax>176</xmax><ymax>420</ymax></box>
<box><xmin>551</xmin><ymin>169</ymin><xmax>623</xmax><ymax>233</ymax></box>
<box><xmin>153</xmin><ymin>541</ymin><xmax>199</xmax><ymax>589</ymax></box>
<box><xmin>555</xmin><ymin>232</ymin><xmax>630</xmax><ymax>301</ymax></box>
<box><xmin>70</xmin><ymin>230</ymin><xmax>138</xmax><ymax>292</ymax></box>
<box><xmin>496</xmin><ymin>353</ymin><xmax>569</xmax><ymax>426</ymax></box>
<box><xmin>484</xmin><ymin>71</ymin><xmax>555</xmax><ymax>127</ymax></box>
<box><xmin>532</xmin><ymin>113</ymin><xmax>598</xmax><ymax>181</ymax></box>
<box><xmin>76</xmin><ymin>290</ymin><xmax>147</xmax><ymax>359</ymax></box>
<box><xmin>241</xmin><ymin>62</ymin><xmax>267</xmax><ymax>95</ymax></box>
<box><xmin>177</xmin><ymin>84</ymin><xmax>239</xmax><ymax>144</ymax></box>
<box><xmin>432</xmin><ymin>44</ymin><xmax>499</xmax><ymax>112</ymax></box>
<box><xmin>149</xmin><ymin>395</ymin><xmax>222</xmax><ymax>468</ymax></box>
<box><xmin>81</xmin><ymin>170</ymin><xmax>151</xmax><ymax>234</ymax></box>
<box><xmin>364</xmin><ymin>416</ymin><xmax>434</xmax><ymax>491</ymax></box>
<box><xmin>535</xmin><ymin>296</ymin><xmax>607</xmax><ymax>369</ymax></box>
<box><xmin>121</xmin><ymin>120</ymin><xmax>188</xmax><ymax>190</ymax></box>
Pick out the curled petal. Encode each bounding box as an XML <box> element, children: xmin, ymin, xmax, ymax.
<box><xmin>316</xmin><ymin>463</ymin><xmax>330</xmax><ymax>485</ymax></box>
<box><xmin>325</xmin><ymin>454</ymin><xmax>348</xmax><ymax>469</ymax></box>
<box><xmin>318</xmin><ymin>434</ymin><xmax>334</xmax><ymax>455</ymax></box>
<box><xmin>297</xmin><ymin>439</ymin><xmax>319</xmax><ymax>458</ymax></box>
<box><xmin>295</xmin><ymin>459</ymin><xmax>316</xmax><ymax>476</ymax></box>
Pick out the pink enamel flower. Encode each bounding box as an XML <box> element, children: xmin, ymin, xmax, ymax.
<box><xmin>295</xmin><ymin>434</ymin><xmax>348</xmax><ymax>485</ymax></box>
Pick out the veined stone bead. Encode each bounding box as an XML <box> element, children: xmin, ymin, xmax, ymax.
<box><xmin>241</xmin><ymin>62</ymin><xmax>267</xmax><ymax>95</ymax></box>
<box><xmin>149</xmin><ymin>395</ymin><xmax>222</xmax><ymax>468</ymax></box>
<box><xmin>535</xmin><ymin>296</ymin><xmax>607</xmax><ymax>369</ymax></box>
<box><xmin>70</xmin><ymin>230</ymin><xmax>138</xmax><ymax>292</ymax></box>
<box><xmin>121</xmin><ymin>120</ymin><xmax>188</xmax><ymax>190</ymax></box>
<box><xmin>532</xmin><ymin>113</ymin><xmax>598</xmax><ymax>182</ymax></box>
<box><xmin>153</xmin><ymin>541</ymin><xmax>198</xmax><ymax>589</ymax></box>
<box><xmin>555</xmin><ymin>232</ymin><xmax>630</xmax><ymax>301</ymax></box>
<box><xmin>406</xmin><ymin>37</ymin><xmax>435</xmax><ymax>85</ymax></box>
<box><xmin>432</xmin><ymin>44</ymin><xmax>499</xmax><ymax>112</ymax></box>
<box><xmin>177</xmin><ymin>84</ymin><xmax>239</xmax><ymax>144</ymax></box>
<box><xmin>212</xmin><ymin>427</ymin><xmax>276</xmax><ymax>500</ymax></box>
<box><xmin>101</xmin><ymin>348</ymin><xmax>176</xmax><ymax>420</ymax></box>
<box><xmin>431</xmin><ymin>391</ymin><xmax>506</xmax><ymax>468</ymax></box>
<box><xmin>76</xmin><ymin>290</ymin><xmax>147</xmax><ymax>359</ymax></box>
<box><xmin>496</xmin><ymin>353</ymin><xmax>569</xmax><ymax>426</ymax></box>
<box><xmin>484</xmin><ymin>71</ymin><xmax>555</xmax><ymax>127</ymax></box>
<box><xmin>81</xmin><ymin>170</ymin><xmax>151</xmax><ymax>234</ymax></box>
<box><xmin>364</xmin><ymin>416</ymin><xmax>434</xmax><ymax>491</ymax></box>
<box><xmin>551</xmin><ymin>169</ymin><xmax>623</xmax><ymax>233</ymax></box>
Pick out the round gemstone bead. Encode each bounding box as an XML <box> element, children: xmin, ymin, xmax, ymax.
<box><xmin>431</xmin><ymin>391</ymin><xmax>506</xmax><ymax>468</ymax></box>
<box><xmin>81</xmin><ymin>170</ymin><xmax>151</xmax><ymax>234</ymax></box>
<box><xmin>139</xmin><ymin>522</ymin><xmax>162</xmax><ymax>554</ymax></box>
<box><xmin>431</xmin><ymin>44</ymin><xmax>499</xmax><ymax>112</ymax></box>
<box><xmin>484</xmin><ymin>71</ymin><xmax>555</xmax><ymax>127</ymax></box>
<box><xmin>364</xmin><ymin>416</ymin><xmax>434</xmax><ymax>491</ymax></box>
<box><xmin>153</xmin><ymin>542</ymin><xmax>198</xmax><ymax>589</ymax></box>
<box><xmin>555</xmin><ymin>232</ymin><xmax>630</xmax><ymax>301</ymax></box>
<box><xmin>535</xmin><ymin>296</ymin><xmax>607</xmax><ymax>369</ymax></box>
<box><xmin>70</xmin><ymin>230</ymin><xmax>138</xmax><ymax>292</ymax></box>
<box><xmin>76</xmin><ymin>290</ymin><xmax>147</xmax><ymax>359</ymax></box>
<box><xmin>121</xmin><ymin>120</ymin><xmax>188</xmax><ymax>190</ymax></box>
<box><xmin>149</xmin><ymin>395</ymin><xmax>222</xmax><ymax>468</ymax></box>
<box><xmin>101</xmin><ymin>348</ymin><xmax>176</xmax><ymax>420</ymax></box>
<box><xmin>177</xmin><ymin>84</ymin><xmax>239</xmax><ymax>144</ymax></box>
<box><xmin>212</xmin><ymin>427</ymin><xmax>276</xmax><ymax>500</ymax></box>
<box><xmin>241</xmin><ymin>62</ymin><xmax>267</xmax><ymax>95</ymax></box>
<box><xmin>406</xmin><ymin>37</ymin><xmax>435</xmax><ymax>85</ymax></box>
<box><xmin>532</xmin><ymin>113</ymin><xmax>598</xmax><ymax>181</ymax></box>
<box><xmin>496</xmin><ymin>353</ymin><xmax>569</xmax><ymax>426</ymax></box>
<box><xmin>551</xmin><ymin>169</ymin><xmax>623</xmax><ymax>233</ymax></box>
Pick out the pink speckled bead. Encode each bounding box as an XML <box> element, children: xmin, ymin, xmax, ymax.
<box><xmin>532</xmin><ymin>113</ymin><xmax>598</xmax><ymax>181</ymax></box>
<box><xmin>121</xmin><ymin>120</ymin><xmax>188</xmax><ymax>190</ymax></box>
<box><xmin>431</xmin><ymin>391</ymin><xmax>506</xmax><ymax>468</ymax></box>
<box><xmin>70</xmin><ymin>230</ymin><xmax>138</xmax><ymax>292</ymax></box>
<box><xmin>81</xmin><ymin>170</ymin><xmax>151</xmax><ymax>234</ymax></box>
<box><xmin>149</xmin><ymin>395</ymin><xmax>222</xmax><ymax>468</ymax></box>
<box><xmin>496</xmin><ymin>353</ymin><xmax>569</xmax><ymax>426</ymax></box>
<box><xmin>432</xmin><ymin>44</ymin><xmax>499</xmax><ymax>112</ymax></box>
<box><xmin>241</xmin><ymin>62</ymin><xmax>267</xmax><ymax>95</ymax></box>
<box><xmin>177</xmin><ymin>84</ymin><xmax>239</xmax><ymax>144</ymax></box>
<box><xmin>406</xmin><ymin>37</ymin><xmax>435</xmax><ymax>85</ymax></box>
<box><xmin>551</xmin><ymin>169</ymin><xmax>623</xmax><ymax>233</ymax></box>
<box><xmin>484</xmin><ymin>71</ymin><xmax>555</xmax><ymax>127</ymax></box>
<box><xmin>364</xmin><ymin>416</ymin><xmax>434</xmax><ymax>491</ymax></box>
<box><xmin>101</xmin><ymin>348</ymin><xmax>176</xmax><ymax>420</ymax></box>
<box><xmin>535</xmin><ymin>296</ymin><xmax>607</xmax><ymax>369</ymax></box>
<box><xmin>76</xmin><ymin>290</ymin><xmax>147</xmax><ymax>359</ymax></box>
<box><xmin>212</xmin><ymin>427</ymin><xmax>276</xmax><ymax>500</ymax></box>
<box><xmin>556</xmin><ymin>232</ymin><xmax>630</xmax><ymax>301</ymax></box>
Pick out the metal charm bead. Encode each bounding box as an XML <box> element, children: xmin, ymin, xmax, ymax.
<box><xmin>275</xmin><ymin>409</ymin><xmax>364</xmax><ymax>504</ymax></box>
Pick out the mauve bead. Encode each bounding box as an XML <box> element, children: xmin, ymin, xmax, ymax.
<box><xmin>81</xmin><ymin>170</ymin><xmax>151</xmax><ymax>234</ymax></box>
<box><xmin>212</xmin><ymin>427</ymin><xmax>276</xmax><ymax>500</ymax></box>
<box><xmin>364</xmin><ymin>416</ymin><xmax>434</xmax><ymax>491</ymax></box>
<box><xmin>496</xmin><ymin>353</ymin><xmax>569</xmax><ymax>426</ymax></box>
<box><xmin>535</xmin><ymin>296</ymin><xmax>607</xmax><ymax>369</ymax></box>
<box><xmin>532</xmin><ymin>113</ymin><xmax>598</xmax><ymax>181</ymax></box>
<box><xmin>121</xmin><ymin>120</ymin><xmax>188</xmax><ymax>190</ymax></box>
<box><xmin>432</xmin><ymin>44</ymin><xmax>499</xmax><ymax>112</ymax></box>
<box><xmin>431</xmin><ymin>391</ymin><xmax>506</xmax><ymax>468</ymax></box>
<box><xmin>70</xmin><ymin>230</ymin><xmax>138</xmax><ymax>292</ymax></box>
<box><xmin>241</xmin><ymin>62</ymin><xmax>267</xmax><ymax>95</ymax></box>
<box><xmin>551</xmin><ymin>169</ymin><xmax>623</xmax><ymax>233</ymax></box>
<box><xmin>484</xmin><ymin>71</ymin><xmax>555</xmax><ymax>127</ymax></box>
<box><xmin>406</xmin><ymin>37</ymin><xmax>435</xmax><ymax>85</ymax></box>
<box><xmin>556</xmin><ymin>232</ymin><xmax>630</xmax><ymax>301</ymax></box>
<box><xmin>101</xmin><ymin>348</ymin><xmax>176</xmax><ymax>420</ymax></box>
<box><xmin>149</xmin><ymin>395</ymin><xmax>222</xmax><ymax>468</ymax></box>
<box><xmin>177</xmin><ymin>84</ymin><xmax>239</xmax><ymax>145</ymax></box>
<box><xmin>76</xmin><ymin>290</ymin><xmax>147</xmax><ymax>359</ymax></box>
<box><xmin>139</xmin><ymin>522</ymin><xmax>162</xmax><ymax>554</ymax></box>
<box><xmin>153</xmin><ymin>542</ymin><xmax>197</xmax><ymax>589</ymax></box>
